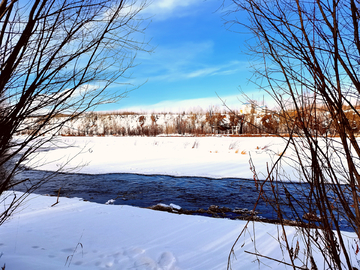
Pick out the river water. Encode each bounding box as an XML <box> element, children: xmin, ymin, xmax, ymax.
<box><xmin>14</xmin><ymin>169</ymin><xmax>353</xmax><ymax>231</ymax></box>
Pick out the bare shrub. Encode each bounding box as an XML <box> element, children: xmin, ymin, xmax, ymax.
<box><xmin>226</xmin><ymin>0</ymin><xmax>360</xmax><ymax>269</ymax></box>
<box><xmin>0</xmin><ymin>0</ymin><xmax>150</xmax><ymax>225</ymax></box>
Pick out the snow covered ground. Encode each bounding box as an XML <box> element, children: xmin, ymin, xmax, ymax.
<box><xmin>26</xmin><ymin>136</ymin><xmax>294</xmax><ymax>180</ymax></box>
<box><xmin>0</xmin><ymin>136</ymin><xmax>357</xmax><ymax>269</ymax></box>
<box><xmin>0</xmin><ymin>191</ymin><xmax>300</xmax><ymax>270</ymax></box>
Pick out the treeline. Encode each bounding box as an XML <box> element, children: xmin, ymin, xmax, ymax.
<box><xmin>56</xmin><ymin>110</ymin><xmax>242</xmax><ymax>136</ymax></box>
<box><xmin>18</xmin><ymin>105</ymin><xmax>360</xmax><ymax>137</ymax></box>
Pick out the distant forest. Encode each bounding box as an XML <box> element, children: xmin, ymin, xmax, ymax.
<box><xmin>19</xmin><ymin>104</ymin><xmax>360</xmax><ymax>137</ymax></box>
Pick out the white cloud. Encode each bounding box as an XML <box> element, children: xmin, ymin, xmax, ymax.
<box><xmin>116</xmin><ymin>95</ymin><xmax>245</xmax><ymax>113</ymax></box>
<box><xmin>141</xmin><ymin>0</ymin><xmax>204</xmax><ymax>20</ymax></box>
<box><xmin>186</xmin><ymin>67</ymin><xmax>220</xmax><ymax>78</ymax></box>
<box><xmin>133</xmin><ymin>41</ymin><xmax>215</xmax><ymax>82</ymax></box>
<box><xmin>184</xmin><ymin>61</ymin><xmax>243</xmax><ymax>79</ymax></box>
<box><xmin>153</xmin><ymin>0</ymin><xmax>197</xmax><ymax>10</ymax></box>
<box><xmin>136</xmin><ymin>41</ymin><xmax>246</xmax><ymax>82</ymax></box>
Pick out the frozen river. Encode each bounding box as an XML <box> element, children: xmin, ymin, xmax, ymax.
<box><xmin>14</xmin><ymin>169</ymin><xmax>354</xmax><ymax>231</ymax></box>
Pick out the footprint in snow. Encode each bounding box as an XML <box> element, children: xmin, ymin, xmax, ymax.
<box><xmin>124</xmin><ymin>247</ymin><xmax>145</xmax><ymax>257</ymax></box>
<box><xmin>158</xmin><ymin>252</ymin><xmax>177</xmax><ymax>270</ymax></box>
<box><xmin>133</xmin><ymin>256</ymin><xmax>157</xmax><ymax>269</ymax></box>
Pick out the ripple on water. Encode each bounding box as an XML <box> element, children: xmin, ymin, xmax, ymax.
<box><xmin>14</xmin><ymin>170</ymin><xmax>354</xmax><ymax>231</ymax></box>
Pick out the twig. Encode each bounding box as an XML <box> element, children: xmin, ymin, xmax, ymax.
<box><xmin>51</xmin><ymin>187</ymin><xmax>61</xmax><ymax>207</ymax></box>
<box><xmin>244</xmin><ymin>250</ymin><xmax>306</xmax><ymax>269</ymax></box>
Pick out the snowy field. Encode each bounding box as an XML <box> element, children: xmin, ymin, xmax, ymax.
<box><xmin>27</xmin><ymin>136</ymin><xmax>294</xmax><ymax>179</ymax></box>
<box><xmin>0</xmin><ymin>136</ymin><xmax>357</xmax><ymax>269</ymax></box>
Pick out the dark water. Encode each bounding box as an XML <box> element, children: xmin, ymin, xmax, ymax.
<box><xmin>14</xmin><ymin>170</ymin><xmax>353</xmax><ymax>231</ymax></box>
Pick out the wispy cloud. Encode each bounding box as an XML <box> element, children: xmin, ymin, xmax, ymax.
<box><xmin>135</xmin><ymin>41</ymin><xmax>245</xmax><ymax>83</ymax></box>
<box><xmin>142</xmin><ymin>0</ymin><xmax>204</xmax><ymax>20</ymax></box>
<box><xmin>184</xmin><ymin>61</ymin><xmax>242</xmax><ymax>79</ymax></box>
<box><xmin>134</xmin><ymin>41</ymin><xmax>215</xmax><ymax>81</ymax></box>
<box><xmin>150</xmin><ymin>0</ymin><xmax>198</xmax><ymax>10</ymax></box>
<box><xmin>186</xmin><ymin>67</ymin><xmax>220</xmax><ymax>78</ymax></box>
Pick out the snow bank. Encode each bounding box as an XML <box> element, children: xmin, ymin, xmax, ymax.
<box><xmin>0</xmin><ymin>191</ymin><xmax>337</xmax><ymax>270</ymax></box>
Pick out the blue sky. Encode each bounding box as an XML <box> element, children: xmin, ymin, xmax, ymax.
<box><xmin>101</xmin><ymin>0</ymin><xmax>267</xmax><ymax>112</ymax></box>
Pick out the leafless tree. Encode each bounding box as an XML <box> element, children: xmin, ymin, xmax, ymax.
<box><xmin>0</xmin><ymin>0</ymin><xmax>150</xmax><ymax>225</ymax></box>
<box><xmin>226</xmin><ymin>0</ymin><xmax>360</xmax><ymax>269</ymax></box>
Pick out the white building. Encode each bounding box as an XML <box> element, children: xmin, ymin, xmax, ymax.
<box><xmin>240</xmin><ymin>103</ymin><xmax>267</xmax><ymax>115</ymax></box>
